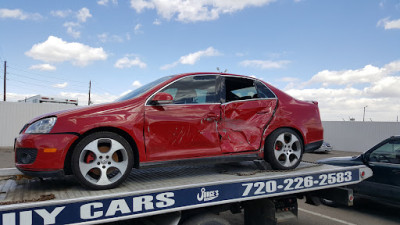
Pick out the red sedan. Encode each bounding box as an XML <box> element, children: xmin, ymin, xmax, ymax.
<box><xmin>15</xmin><ymin>73</ymin><xmax>323</xmax><ymax>189</ymax></box>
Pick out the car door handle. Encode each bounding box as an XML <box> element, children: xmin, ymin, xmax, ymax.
<box><xmin>204</xmin><ymin>113</ymin><xmax>218</xmax><ymax>122</ymax></box>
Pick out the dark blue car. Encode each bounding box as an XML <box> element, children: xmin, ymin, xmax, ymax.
<box><xmin>318</xmin><ymin>136</ymin><xmax>400</xmax><ymax>206</ymax></box>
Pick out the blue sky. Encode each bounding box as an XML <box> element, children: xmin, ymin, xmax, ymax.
<box><xmin>0</xmin><ymin>0</ymin><xmax>400</xmax><ymax>121</ymax></box>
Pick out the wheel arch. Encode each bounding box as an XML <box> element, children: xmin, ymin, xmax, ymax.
<box><xmin>64</xmin><ymin>126</ymin><xmax>140</xmax><ymax>175</ymax></box>
<box><xmin>263</xmin><ymin>126</ymin><xmax>305</xmax><ymax>152</ymax></box>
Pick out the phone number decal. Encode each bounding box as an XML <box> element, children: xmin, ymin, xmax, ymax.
<box><xmin>241</xmin><ymin>171</ymin><xmax>355</xmax><ymax>197</ymax></box>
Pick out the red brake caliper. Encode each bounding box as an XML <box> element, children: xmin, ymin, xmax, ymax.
<box><xmin>85</xmin><ymin>152</ymin><xmax>95</xmax><ymax>163</ymax></box>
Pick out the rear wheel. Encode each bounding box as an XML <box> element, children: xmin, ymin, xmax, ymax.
<box><xmin>265</xmin><ymin>128</ymin><xmax>303</xmax><ymax>170</ymax></box>
<box><xmin>71</xmin><ymin>132</ymin><xmax>133</xmax><ymax>190</ymax></box>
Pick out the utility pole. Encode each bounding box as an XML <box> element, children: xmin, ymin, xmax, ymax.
<box><xmin>3</xmin><ymin>61</ymin><xmax>6</xmax><ymax>101</ymax></box>
<box><xmin>363</xmin><ymin>105</ymin><xmax>368</xmax><ymax>122</ymax></box>
<box><xmin>88</xmin><ymin>80</ymin><xmax>91</xmax><ymax>105</ymax></box>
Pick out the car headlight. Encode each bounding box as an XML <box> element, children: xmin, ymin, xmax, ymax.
<box><xmin>25</xmin><ymin>117</ymin><xmax>57</xmax><ymax>134</ymax></box>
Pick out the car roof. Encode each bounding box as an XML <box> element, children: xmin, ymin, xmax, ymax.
<box><xmin>173</xmin><ymin>72</ymin><xmax>253</xmax><ymax>79</ymax></box>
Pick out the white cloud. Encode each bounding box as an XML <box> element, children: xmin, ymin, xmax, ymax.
<box><xmin>309</xmin><ymin>65</ymin><xmax>384</xmax><ymax>87</ymax></box>
<box><xmin>161</xmin><ymin>47</ymin><xmax>220</xmax><ymax>70</ymax></box>
<box><xmin>25</xmin><ymin>36</ymin><xmax>108</xmax><ymax>66</ymax></box>
<box><xmin>134</xmin><ymin>23</ymin><xmax>143</xmax><ymax>34</ymax></box>
<box><xmin>364</xmin><ymin>76</ymin><xmax>400</xmax><ymax>98</ymax></box>
<box><xmin>240</xmin><ymin>60</ymin><xmax>290</xmax><ymax>69</ymax></box>
<box><xmin>284</xmin><ymin>60</ymin><xmax>400</xmax><ymax>121</ymax></box>
<box><xmin>278</xmin><ymin>77</ymin><xmax>299</xmax><ymax>82</ymax></box>
<box><xmin>115</xmin><ymin>56</ymin><xmax>147</xmax><ymax>69</ymax></box>
<box><xmin>97</xmin><ymin>0</ymin><xmax>118</xmax><ymax>6</ymax></box>
<box><xmin>307</xmin><ymin>61</ymin><xmax>400</xmax><ymax>87</ymax></box>
<box><xmin>64</xmin><ymin>22</ymin><xmax>81</xmax><ymax>38</ymax></box>
<box><xmin>52</xmin><ymin>8</ymin><xmax>92</xmax><ymax>38</ymax></box>
<box><xmin>98</xmin><ymin>33</ymin><xmax>124</xmax><ymax>43</ymax></box>
<box><xmin>76</xmin><ymin>7</ymin><xmax>92</xmax><ymax>23</ymax></box>
<box><xmin>0</xmin><ymin>8</ymin><xmax>42</xmax><ymax>20</ymax></box>
<box><xmin>132</xmin><ymin>80</ymin><xmax>142</xmax><ymax>89</ymax></box>
<box><xmin>153</xmin><ymin>19</ymin><xmax>161</xmax><ymax>25</ymax></box>
<box><xmin>130</xmin><ymin>0</ymin><xmax>275</xmax><ymax>23</ymax></box>
<box><xmin>378</xmin><ymin>18</ymin><xmax>400</xmax><ymax>30</ymax></box>
<box><xmin>53</xmin><ymin>82</ymin><xmax>68</xmax><ymax>88</ymax></box>
<box><xmin>1</xmin><ymin>92</ymin><xmax>35</xmax><ymax>102</ymax></box>
<box><xmin>29</xmin><ymin>64</ymin><xmax>57</xmax><ymax>71</ymax></box>
<box><xmin>50</xmin><ymin>10</ymin><xmax>73</xmax><ymax>18</ymax></box>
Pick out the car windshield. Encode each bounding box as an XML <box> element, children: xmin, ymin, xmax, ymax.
<box><xmin>115</xmin><ymin>75</ymin><xmax>174</xmax><ymax>102</ymax></box>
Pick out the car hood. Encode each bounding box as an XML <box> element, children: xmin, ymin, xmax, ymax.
<box><xmin>27</xmin><ymin>100</ymin><xmax>140</xmax><ymax>124</ymax></box>
<box><xmin>317</xmin><ymin>155</ymin><xmax>364</xmax><ymax>167</ymax></box>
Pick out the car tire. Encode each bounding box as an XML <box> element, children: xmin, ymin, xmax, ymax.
<box><xmin>265</xmin><ymin>128</ymin><xmax>303</xmax><ymax>170</ymax></box>
<box><xmin>71</xmin><ymin>131</ymin><xmax>134</xmax><ymax>190</ymax></box>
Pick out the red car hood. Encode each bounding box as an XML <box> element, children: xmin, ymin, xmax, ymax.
<box><xmin>27</xmin><ymin>100</ymin><xmax>137</xmax><ymax>124</ymax></box>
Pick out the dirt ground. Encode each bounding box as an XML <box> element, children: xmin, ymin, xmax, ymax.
<box><xmin>0</xmin><ymin>147</ymin><xmax>360</xmax><ymax>169</ymax></box>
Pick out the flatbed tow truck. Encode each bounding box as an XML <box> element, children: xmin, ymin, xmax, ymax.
<box><xmin>0</xmin><ymin>160</ymin><xmax>372</xmax><ymax>225</ymax></box>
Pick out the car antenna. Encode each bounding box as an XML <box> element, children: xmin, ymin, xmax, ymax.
<box><xmin>216</xmin><ymin>67</ymin><xmax>228</xmax><ymax>73</ymax></box>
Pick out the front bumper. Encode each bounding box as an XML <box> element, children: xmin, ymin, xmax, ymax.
<box><xmin>16</xmin><ymin>168</ymin><xmax>65</xmax><ymax>177</ymax></box>
<box><xmin>15</xmin><ymin>133</ymin><xmax>79</xmax><ymax>172</ymax></box>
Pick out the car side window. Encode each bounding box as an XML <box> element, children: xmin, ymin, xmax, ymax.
<box><xmin>159</xmin><ymin>75</ymin><xmax>217</xmax><ymax>104</ymax></box>
<box><xmin>225</xmin><ymin>77</ymin><xmax>258</xmax><ymax>102</ymax></box>
<box><xmin>369</xmin><ymin>140</ymin><xmax>400</xmax><ymax>164</ymax></box>
<box><xmin>255</xmin><ymin>81</ymin><xmax>276</xmax><ymax>98</ymax></box>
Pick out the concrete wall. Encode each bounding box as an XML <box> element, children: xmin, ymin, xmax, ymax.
<box><xmin>1</xmin><ymin>102</ymin><xmax>400</xmax><ymax>152</ymax></box>
<box><xmin>0</xmin><ymin>102</ymin><xmax>78</xmax><ymax>147</ymax></box>
<box><xmin>322</xmin><ymin>121</ymin><xmax>400</xmax><ymax>152</ymax></box>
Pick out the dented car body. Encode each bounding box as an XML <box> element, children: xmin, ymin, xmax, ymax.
<box><xmin>15</xmin><ymin>72</ymin><xmax>323</xmax><ymax>189</ymax></box>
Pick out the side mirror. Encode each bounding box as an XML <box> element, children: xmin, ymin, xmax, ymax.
<box><xmin>152</xmin><ymin>92</ymin><xmax>173</xmax><ymax>105</ymax></box>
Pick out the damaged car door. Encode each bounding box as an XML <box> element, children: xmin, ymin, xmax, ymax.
<box><xmin>144</xmin><ymin>75</ymin><xmax>221</xmax><ymax>161</ymax></box>
<box><xmin>218</xmin><ymin>76</ymin><xmax>277</xmax><ymax>153</ymax></box>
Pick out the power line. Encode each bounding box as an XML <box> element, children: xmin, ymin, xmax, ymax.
<box><xmin>7</xmin><ymin>64</ymin><xmax>112</xmax><ymax>93</ymax></box>
<box><xmin>8</xmin><ymin>78</ymin><xmax>86</xmax><ymax>93</ymax></box>
<box><xmin>7</xmin><ymin>71</ymin><xmax>87</xmax><ymax>89</ymax></box>
<box><xmin>7</xmin><ymin>65</ymin><xmax>88</xmax><ymax>85</ymax></box>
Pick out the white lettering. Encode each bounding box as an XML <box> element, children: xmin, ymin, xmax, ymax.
<box><xmin>197</xmin><ymin>188</ymin><xmax>219</xmax><ymax>202</ymax></box>
<box><xmin>35</xmin><ymin>207</ymin><xmax>65</xmax><ymax>225</ymax></box>
<box><xmin>133</xmin><ymin>196</ymin><xmax>154</xmax><ymax>212</ymax></box>
<box><xmin>20</xmin><ymin>211</ymin><xmax>32</xmax><ymax>225</ymax></box>
<box><xmin>155</xmin><ymin>192</ymin><xmax>175</xmax><ymax>208</ymax></box>
<box><xmin>80</xmin><ymin>202</ymin><xmax>103</xmax><ymax>219</ymax></box>
<box><xmin>2</xmin><ymin>213</ymin><xmax>15</xmax><ymax>225</ymax></box>
<box><xmin>106</xmin><ymin>199</ymin><xmax>131</xmax><ymax>216</ymax></box>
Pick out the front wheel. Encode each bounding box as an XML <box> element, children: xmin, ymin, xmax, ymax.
<box><xmin>71</xmin><ymin>132</ymin><xmax>134</xmax><ymax>190</ymax></box>
<box><xmin>265</xmin><ymin>128</ymin><xmax>303</xmax><ymax>170</ymax></box>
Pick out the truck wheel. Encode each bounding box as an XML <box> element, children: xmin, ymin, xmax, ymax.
<box><xmin>181</xmin><ymin>213</ymin><xmax>230</xmax><ymax>225</ymax></box>
<box><xmin>71</xmin><ymin>132</ymin><xmax>133</xmax><ymax>190</ymax></box>
<box><xmin>265</xmin><ymin>128</ymin><xmax>303</xmax><ymax>170</ymax></box>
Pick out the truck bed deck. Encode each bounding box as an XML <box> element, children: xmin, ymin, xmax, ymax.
<box><xmin>0</xmin><ymin>161</ymin><xmax>372</xmax><ymax>225</ymax></box>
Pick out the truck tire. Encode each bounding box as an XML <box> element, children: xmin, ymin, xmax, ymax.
<box><xmin>181</xmin><ymin>213</ymin><xmax>230</xmax><ymax>225</ymax></box>
<box><xmin>71</xmin><ymin>131</ymin><xmax>133</xmax><ymax>190</ymax></box>
<box><xmin>265</xmin><ymin>128</ymin><xmax>303</xmax><ymax>170</ymax></box>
